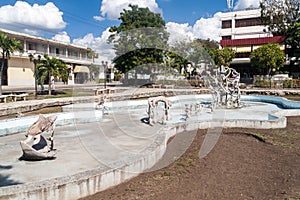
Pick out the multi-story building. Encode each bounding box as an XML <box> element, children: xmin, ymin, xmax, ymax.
<box><xmin>219</xmin><ymin>8</ymin><xmax>286</xmax><ymax>78</ymax></box>
<box><xmin>1</xmin><ymin>28</ymin><xmax>102</xmax><ymax>86</ymax></box>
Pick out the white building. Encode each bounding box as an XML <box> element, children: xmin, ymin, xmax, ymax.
<box><xmin>219</xmin><ymin>8</ymin><xmax>286</xmax><ymax>77</ymax></box>
<box><xmin>1</xmin><ymin>28</ymin><xmax>103</xmax><ymax>86</ymax></box>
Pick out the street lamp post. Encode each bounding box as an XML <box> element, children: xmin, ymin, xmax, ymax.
<box><xmin>29</xmin><ymin>54</ymin><xmax>41</xmax><ymax>98</ymax></box>
<box><xmin>102</xmin><ymin>61</ymin><xmax>108</xmax><ymax>89</ymax></box>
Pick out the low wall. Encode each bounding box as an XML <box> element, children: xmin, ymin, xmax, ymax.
<box><xmin>0</xmin><ymin>110</ymin><xmax>103</xmax><ymax>137</ymax></box>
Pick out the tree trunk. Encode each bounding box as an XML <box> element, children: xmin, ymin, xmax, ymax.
<box><xmin>0</xmin><ymin>58</ymin><xmax>4</xmax><ymax>95</ymax></box>
<box><xmin>48</xmin><ymin>74</ymin><xmax>51</xmax><ymax>95</ymax></box>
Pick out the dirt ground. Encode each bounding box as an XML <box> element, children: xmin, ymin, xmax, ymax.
<box><xmin>81</xmin><ymin>116</ymin><xmax>300</xmax><ymax>200</ymax></box>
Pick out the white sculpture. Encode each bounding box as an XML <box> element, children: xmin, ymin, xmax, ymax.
<box><xmin>20</xmin><ymin>115</ymin><xmax>57</xmax><ymax>160</ymax></box>
<box><xmin>147</xmin><ymin>96</ymin><xmax>171</xmax><ymax>125</ymax></box>
<box><xmin>204</xmin><ymin>67</ymin><xmax>241</xmax><ymax>109</ymax></box>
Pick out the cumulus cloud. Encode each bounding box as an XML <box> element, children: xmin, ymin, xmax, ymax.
<box><xmin>166</xmin><ymin>12</ymin><xmax>221</xmax><ymax>45</ymax></box>
<box><xmin>52</xmin><ymin>32</ymin><xmax>71</xmax><ymax>43</ymax></box>
<box><xmin>234</xmin><ymin>0</ymin><xmax>260</xmax><ymax>10</ymax></box>
<box><xmin>99</xmin><ymin>0</ymin><xmax>162</xmax><ymax>20</ymax></box>
<box><xmin>166</xmin><ymin>22</ymin><xmax>195</xmax><ymax>45</ymax></box>
<box><xmin>0</xmin><ymin>1</ymin><xmax>66</xmax><ymax>35</ymax></box>
<box><xmin>192</xmin><ymin>12</ymin><xmax>222</xmax><ymax>41</ymax></box>
<box><xmin>73</xmin><ymin>28</ymin><xmax>115</xmax><ymax>62</ymax></box>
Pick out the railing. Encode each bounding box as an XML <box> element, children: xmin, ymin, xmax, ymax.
<box><xmin>253</xmin><ymin>75</ymin><xmax>300</xmax><ymax>89</ymax></box>
<box><xmin>13</xmin><ymin>51</ymin><xmax>93</xmax><ymax>62</ymax></box>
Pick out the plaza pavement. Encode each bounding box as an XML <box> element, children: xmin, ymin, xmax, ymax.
<box><xmin>1</xmin><ymin>85</ymin><xmax>300</xmax><ymax>199</ymax></box>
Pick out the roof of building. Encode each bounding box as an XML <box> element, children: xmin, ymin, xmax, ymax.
<box><xmin>0</xmin><ymin>28</ymin><xmax>90</xmax><ymax>50</ymax></box>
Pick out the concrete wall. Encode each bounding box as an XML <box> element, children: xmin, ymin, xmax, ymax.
<box><xmin>8</xmin><ymin>57</ymin><xmax>34</xmax><ymax>86</ymax></box>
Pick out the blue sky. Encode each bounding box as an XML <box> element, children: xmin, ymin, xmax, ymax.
<box><xmin>0</xmin><ymin>0</ymin><xmax>260</xmax><ymax>61</ymax></box>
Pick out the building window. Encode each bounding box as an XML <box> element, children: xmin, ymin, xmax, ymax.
<box><xmin>235</xmin><ymin>52</ymin><xmax>251</xmax><ymax>58</ymax></box>
<box><xmin>28</xmin><ymin>43</ymin><xmax>33</xmax><ymax>50</ymax></box>
<box><xmin>56</xmin><ymin>48</ymin><xmax>60</xmax><ymax>55</ymax></box>
<box><xmin>235</xmin><ymin>17</ymin><xmax>262</xmax><ymax>28</ymax></box>
<box><xmin>222</xmin><ymin>20</ymin><xmax>232</xmax><ymax>29</ymax></box>
<box><xmin>222</xmin><ymin>36</ymin><xmax>232</xmax><ymax>40</ymax></box>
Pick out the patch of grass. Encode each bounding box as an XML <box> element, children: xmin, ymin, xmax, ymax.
<box><xmin>176</xmin><ymin>162</ymin><xmax>185</xmax><ymax>167</ymax></box>
<box><xmin>284</xmin><ymin>194</ymin><xmax>300</xmax><ymax>200</ymax></box>
<box><xmin>247</xmin><ymin>132</ymin><xmax>268</xmax><ymax>142</ymax></box>
<box><xmin>162</xmin><ymin>171</ymin><xmax>171</xmax><ymax>177</ymax></box>
<box><xmin>27</xmin><ymin>106</ymin><xmax>62</xmax><ymax>115</ymax></box>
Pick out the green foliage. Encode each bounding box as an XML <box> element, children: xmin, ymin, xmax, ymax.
<box><xmin>286</xmin><ymin>22</ymin><xmax>300</xmax><ymax>49</ymax></box>
<box><xmin>208</xmin><ymin>47</ymin><xmax>236</xmax><ymax>67</ymax></box>
<box><xmin>108</xmin><ymin>4</ymin><xmax>169</xmax><ymax>74</ymax></box>
<box><xmin>169</xmin><ymin>39</ymin><xmax>216</xmax><ymax>74</ymax></box>
<box><xmin>286</xmin><ymin>22</ymin><xmax>300</xmax><ymax>64</ymax></box>
<box><xmin>260</xmin><ymin>0</ymin><xmax>300</xmax><ymax>36</ymax></box>
<box><xmin>250</xmin><ymin>43</ymin><xmax>285</xmax><ymax>75</ymax></box>
<box><xmin>0</xmin><ymin>31</ymin><xmax>23</xmax><ymax>94</ymax></box>
<box><xmin>88</xmin><ymin>64</ymin><xmax>99</xmax><ymax>80</ymax></box>
<box><xmin>36</xmin><ymin>55</ymin><xmax>68</xmax><ymax>95</ymax></box>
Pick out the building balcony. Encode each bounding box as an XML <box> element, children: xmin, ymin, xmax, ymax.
<box><xmin>12</xmin><ymin>50</ymin><xmax>94</xmax><ymax>65</ymax></box>
<box><xmin>220</xmin><ymin>36</ymin><xmax>286</xmax><ymax>47</ymax></box>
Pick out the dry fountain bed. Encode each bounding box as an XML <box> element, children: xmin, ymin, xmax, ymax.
<box><xmin>81</xmin><ymin>116</ymin><xmax>300</xmax><ymax>200</ymax></box>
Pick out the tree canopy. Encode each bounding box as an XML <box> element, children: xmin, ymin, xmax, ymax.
<box><xmin>108</xmin><ymin>4</ymin><xmax>169</xmax><ymax>74</ymax></box>
<box><xmin>208</xmin><ymin>47</ymin><xmax>236</xmax><ymax>68</ymax></box>
<box><xmin>36</xmin><ymin>54</ymin><xmax>68</xmax><ymax>95</ymax></box>
<box><xmin>250</xmin><ymin>43</ymin><xmax>285</xmax><ymax>75</ymax></box>
<box><xmin>0</xmin><ymin>31</ymin><xmax>23</xmax><ymax>95</ymax></box>
<box><xmin>260</xmin><ymin>0</ymin><xmax>300</xmax><ymax>36</ymax></box>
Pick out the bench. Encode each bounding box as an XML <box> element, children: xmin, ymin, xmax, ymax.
<box><xmin>11</xmin><ymin>93</ymin><xmax>29</xmax><ymax>101</ymax></box>
<box><xmin>0</xmin><ymin>95</ymin><xmax>9</xmax><ymax>103</ymax></box>
<box><xmin>162</xmin><ymin>85</ymin><xmax>174</xmax><ymax>89</ymax></box>
<box><xmin>152</xmin><ymin>84</ymin><xmax>162</xmax><ymax>88</ymax></box>
<box><xmin>0</xmin><ymin>93</ymin><xmax>29</xmax><ymax>103</ymax></box>
<box><xmin>94</xmin><ymin>88</ymin><xmax>115</xmax><ymax>96</ymax></box>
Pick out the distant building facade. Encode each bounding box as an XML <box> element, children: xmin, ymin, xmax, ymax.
<box><xmin>1</xmin><ymin>28</ymin><xmax>102</xmax><ymax>86</ymax></box>
<box><xmin>219</xmin><ymin>9</ymin><xmax>286</xmax><ymax>79</ymax></box>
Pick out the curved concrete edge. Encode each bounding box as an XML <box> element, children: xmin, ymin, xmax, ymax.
<box><xmin>241</xmin><ymin>95</ymin><xmax>300</xmax><ymax>109</ymax></box>
<box><xmin>0</xmin><ymin>111</ymin><xmax>291</xmax><ymax>200</ymax></box>
<box><xmin>0</xmin><ymin>111</ymin><xmax>103</xmax><ymax>137</ymax></box>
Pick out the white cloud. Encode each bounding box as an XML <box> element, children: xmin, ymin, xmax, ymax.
<box><xmin>72</xmin><ymin>28</ymin><xmax>115</xmax><ymax>63</ymax></box>
<box><xmin>99</xmin><ymin>0</ymin><xmax>162</xmax><ymax>20</ymax></box>
<box><xmin>93</xmin><ymin>16</ymin><xmax>105</xmax><ymax>22</ymax></box>
<box><xmin>166</xmin><ymin>22</ymin><xmax>195</xmax><ymax>45</ymax></box>
<box><xmin>192</xmin><ymin>12</ymin><xmax>222</xmax><ymax>41</ymax></box>
<box><xmin>0</xmin><ymin>1</ymin><xmax>66</xmax><ymax>35</ymax></box>
<box><xmin>166</xmin><ymin>12</ymin><xmax>221</xmax><ymax>46</ymax></box>
<box><xmin>52</xmin><ymin>32</ymin><xmax>71</xmax><ymax>43</ymax></box>
<box><xmin>234</xmin><ymin>0</ymin><xmax>260</xmax><ymax>10</ymax></box>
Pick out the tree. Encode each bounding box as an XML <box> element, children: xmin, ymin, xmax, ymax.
<box><xmin>0</xmin><ymin>31</ymin><xmax>23</xmax><ymax>95</ymax></box>
<box><xmin>88</xmin><ymin>64</ymin><xmax>99</xmax><ymax>81</ymax></box>
<box><xmin>36</xmin><ymin>54</ymin><xmax>68</xmax><ymax>95</ymax></box>
<box><xmin>108</xmin><ymin>4</ymin><xmax>169</xmax><ymax>75</ymax></box>
<box><xmin>169</xmin><ymin>39</ymin><xmax>217</xmax><ymax>74</ymax></box>
<box><xmin>208</xmin><ymin>47</ymin><xmax>236</xmax><ymax>68</ymax></box>
<box><xmin>286</xmin><ymin>22</ymin><xmax>300</xmax><ymax>66</ymax></box>
<box><xmin>260</xmin><ymin>0</ymin><xmax>300</xmax><ymax>36</ymax></box>
<box><xmin>250</xmin><ymin>43</ymin><xmax>285</xmax><ymax>75</ymax></box>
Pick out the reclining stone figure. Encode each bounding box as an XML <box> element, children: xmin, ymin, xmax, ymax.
<box><xmin>20</xmin><ymin>115</ymin><xmax>57</xmax><ymax>160</ymax></box>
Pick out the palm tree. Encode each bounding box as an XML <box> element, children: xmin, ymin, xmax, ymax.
<box><xmin>0</xmin><ymin>31</ymin><xmax>23</xmax><ymax>95</ymax></box>
<box><xmin>36</xmin><ymin>54</ymin><xmax>68</xmax><ymax>95</ymax></box>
